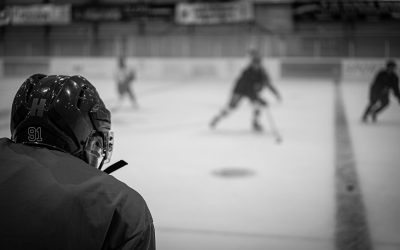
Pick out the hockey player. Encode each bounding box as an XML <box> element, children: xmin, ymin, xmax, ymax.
<box><xmin>0</xmin><ymin>74</ymin><xmax>155</xmax><ymax>249</ymax></box>
<box><xmin>114</xmin><ymin>56</ymin><xmax>138</xmax><ymax>110</ymax></box>
<box><xmin>210</xmin><ymin>50</ymin><xmax>281</xmax><ymax>131</ymax></box>
<box><xmin>362</xmin><ymin>60</ymin><xmax>400</xmax><ymax>123</ymax></box>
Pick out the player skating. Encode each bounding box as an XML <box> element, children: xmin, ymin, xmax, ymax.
<box><xmin>113</xmin><ymin>56</ymin><xmax>138</xmax><ymax>110</ymax></box>
<box><xmin>0</xmin><ymin>74</ymin><xmax>155</xmax><ymax>249</ymax></box>
<box><xmin>361</xmin><ymin>60</ymin><xmax>400</xmax><ymax>123</ymax></box>
<box><xmin>210</xmin><ymin>50</ymin><xmax>281</xmax><ymax>132</ymax></box>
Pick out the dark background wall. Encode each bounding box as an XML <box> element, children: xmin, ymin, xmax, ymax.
<box><xmin>1</xmin><ymin>0</ymin><xmax>399</xmax><ymax>58</ymax></box>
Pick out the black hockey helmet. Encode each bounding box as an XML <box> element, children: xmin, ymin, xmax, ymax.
<box><xmin>386</xmin><ymin>59</ymin><xmax>396</xmax><ymax>68</ymax></box>
<box><xmin>10</xmin><ymin>74</ymin><xmax>113</xmax><ymax>169</ymax></box>
<box><xmin>248</xmin><ymin>48</ymin><xmax>262</xmax><ymax>65</ymax></box>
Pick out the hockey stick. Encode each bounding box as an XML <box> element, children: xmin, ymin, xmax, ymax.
<box><xmin>265</xmin><ymin>107</ymin><xmax>282</xmax><ymax>143</ymax></box>
<box><xmin>103</xmin><ymin>160</ymin><xmax>128</xmax><ymax>174</ymax></box>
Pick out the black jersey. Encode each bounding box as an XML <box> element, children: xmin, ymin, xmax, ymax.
<box><xmin>233</xmin><ymin>65</ymin><xmax>270</xmax><ymax>96</ymax></box>
<box><xmin>0</xmin><ymin>138</ymin><xmax>155</xmax><ymax>250</ymax></box>
<box><xmin>370</xmin><ymin>70</ymin><xmax>400</xmax><ymax>100</ymax></box>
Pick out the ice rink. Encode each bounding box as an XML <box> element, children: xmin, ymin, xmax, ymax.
<box><xmin>0</xmin><ymin>75</ymin><xmax>399</xmax><ymax>250</ymax></box>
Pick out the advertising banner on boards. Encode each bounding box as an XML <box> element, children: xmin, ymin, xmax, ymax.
<box><xmin>72</xmin><ymin>3</ymin><xmax>174</xmax><ymax>22</ymax></box>
<box><xmin>175</xmin><ymin>1</ymin><xmax>254</xmax><ymax>25</ymax></box>
<box><xmin>8</xmin><ymin>4</ymin><xmax>71</xmax><ymax>25</ymax></box>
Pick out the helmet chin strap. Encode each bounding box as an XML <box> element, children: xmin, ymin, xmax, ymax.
<box><xmin>98</xmin><ymin>157</ymin><xmax>106</xmax><ymax>171</ymax></box>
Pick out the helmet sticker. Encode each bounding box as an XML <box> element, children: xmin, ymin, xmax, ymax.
<box><xmin>29</xmin><ymin>98</ymin><xmax>47</xmax><ymax>117</ymax></box>
<box><xmin>28</xmin><ymin>127</ymin><xmax>43</xmax><ymax>142</ymax></box>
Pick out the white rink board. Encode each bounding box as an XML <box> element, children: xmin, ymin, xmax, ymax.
<box><xmin>2</xmin><ymin>56</ymin><xmax>399</xmax><ymax>83</ymax></box>
<box><xmin>49</xmin><ymin>57</ymin><xmax>280</xmax><ymax>83</ymax></box>
<box><xmin>342</xmin><ymin>59</ymin><xmax>400</xmax><ymax>82</ymax></box>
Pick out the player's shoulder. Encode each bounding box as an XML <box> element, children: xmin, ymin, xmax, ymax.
<box><xmin>377</xmin><ymin>69</ymin><xmax>387</xmax><ymax>75</ymax></box>
<box><xmin>100</xmin><ymin>172</ymin><xmax>145</xmax><ymax>203</ymax></box>
<box><xmin>75</xmin><ymin>164</ymin><xmax>148</xmax><ymax>211</ymax></box>
<box><xmin>259</xmin><ymin>66</ymin><xmax>268</xmax><ymax>75</ymax></box>
<box><xmin>92</xmin><ymin>173</ymin><xmax>152</xmax><ymax>230</ymax></box>
<box><xmin>0</xmin><ymin>137</ymin><xmax>39</xmax><ymax>159</ymax></box>
<box><xmin>0</xmin><ymin>138</ymin><xmax>18</xmax><ymax>161</ymax></box>
<box><xmin>0</xmin><ymin>137</ymin><xmax>12</xmax><ymax>148</ymax></box>
<box><xmin>240</xmin><ymin>65</ymin><xmax>254</xmax><ymax>76</ymax></box>
<box><xmin>63</xmin><ymin>161</ymin><xmax>151</xmax><ymax>231</ymax></box>
<box><xmin>373</xmin><ymin>70</ymin><xmax>386</xmax><ymax>81</ymax></box>
<box><xmin>0</xmin><ymin>138</ymin><xmax>147</xmax><ymax>208</ymax></box>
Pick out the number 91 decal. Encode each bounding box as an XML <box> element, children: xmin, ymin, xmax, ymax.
<box><xmin>28</xmin><ymin>127</ymin><xmax>43</xmax><ymax>142</ymax></box>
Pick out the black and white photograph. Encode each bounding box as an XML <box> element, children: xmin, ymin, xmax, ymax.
<box><xmin>0</xmin><ymin>0</ymin><xmax>399</xmax><ymax>249</ymax></box>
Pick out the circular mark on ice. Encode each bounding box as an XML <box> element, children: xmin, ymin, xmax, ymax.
<box><xmin>213</xmin><ymin>167</ymin><xmax>255</xmax><ymax>178</ymax></box>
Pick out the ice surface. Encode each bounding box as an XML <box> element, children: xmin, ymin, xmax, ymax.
<box><xmin>0</xmin><ymin>76</ymin><xmax>399</xmax><ymax>249</ymax></box>
<box><xmin>100</xmin><ymin>78</ymin><xmax>335</xmax><ymax>249</ymax></box>
<box><xmin>341</xmin><ymin>81</ymin><xmax>400</xmax><ymax>250</ymax></box>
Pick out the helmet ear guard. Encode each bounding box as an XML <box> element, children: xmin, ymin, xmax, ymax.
<box><xmin>83</xmin><ymin>134</ymin><xmax>103</xmax><ymax>169</ymax></box>
<box><xmin>82</xmin><ymin>131</ymin><xmax>114</xmax><ymax>170</ymax></box>
<box><xmin>99</xmin><ymin>131</ymin><xmax>114</xmax><ymax>169</ymax></box>
<box><xmin>83</xmin><ymin>130</ymin><xmax>126</xmax><ymax>175</ymax></box>
<box><xmin>88</xmin><ymin>104</ymin><xmax>113</xmax><ymax>169</ymax></box>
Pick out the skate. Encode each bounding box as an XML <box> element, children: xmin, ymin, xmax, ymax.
<box><xmin>371</xmin><ymin>113</ymin><xmax>377</xmax><ymax>123</ymax></box>
<box><xmin>361</xmin><ymin>115</ymin><xmax>368</xmax><ymax>123</ymax></box>
<box><xmin>252</xmin><ymin>121</ymin><xmax>263</xmax><ymax>132</ymax></box>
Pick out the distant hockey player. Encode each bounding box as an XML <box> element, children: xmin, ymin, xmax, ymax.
<box><xmin>0</xmin><ymin>74</ymin><xmax>155</xmax><ymax>249</ymax></box>
<box><xmin>114</xmin><ymin>56</ymin><xmax>138</xmax><ymax>110</ymax></box>
<box><xmin>210</xmin><ymin>50</ymin><xmax>281</xmax><ymax>131</ymax></box>
<box><xmin>362</xmin><ymin>60</ymin><xmax>400</xmax><ymax>122</ymax></box>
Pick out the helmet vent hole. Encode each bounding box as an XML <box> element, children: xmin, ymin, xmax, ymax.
<box><xmin>25</xmin><ymin>84</ymin><xmax>34</xmax><ymax>103</ymax></box>
<box><xmin>77</xmin><ymin>89</ymin><xmax>85</xmax><ymax>109</ymax></box>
